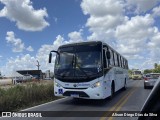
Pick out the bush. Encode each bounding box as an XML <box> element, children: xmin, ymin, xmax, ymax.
<box><xmin>0</xmin><ymin>82</ymin><xmax>58</xmax><ymax>112</ymax></box>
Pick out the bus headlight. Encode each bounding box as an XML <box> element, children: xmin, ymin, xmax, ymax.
<box><xmin>55</xmin><ymin>82</ymin><xmax>62</xmax><ymax>88</ymax></box>
<box><xmin>91</xmin><ymin>82</ymin><xmax>101</xmax><ymax>88</ymax></box>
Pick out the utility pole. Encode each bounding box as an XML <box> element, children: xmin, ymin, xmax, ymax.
<box><xmin>36</xmin><ymin>60</ymin><xmax>40</xmax><ymax>70</ymax></box>
<box><xmin>36</xmin><ymin>60</ymin><xmax>40</xmax><ymax>81</ymax></box>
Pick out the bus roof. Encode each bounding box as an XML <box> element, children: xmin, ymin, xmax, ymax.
<box><xmin>59</xmin><ymin>41</ymin><xmax>102</xmax><ymax>48</ymax></box>
<box><xmin>58</xmin><ymin>40</ymin><xmax>127</xmax><ymax>61</ymax></box>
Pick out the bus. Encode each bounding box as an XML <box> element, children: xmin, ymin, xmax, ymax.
<box><xmin>49</xmin><ymin>41</ymin><xmax>129</xmax><ymax>99</ymax></box>
<box><xmin>131</xmin><ymin>70</ymin><xmax>142</xmax><ymax>80</ymax></box>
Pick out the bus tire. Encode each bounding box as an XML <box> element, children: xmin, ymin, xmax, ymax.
<box><xmin>109</xmin><ymin>81</ymin><xmax>115</xmax><ymax>99</ymax></box>
<box><xmin>122</xmin><ymin>79</ymin><xmax>127</xmax><ymax>90</ymax></box>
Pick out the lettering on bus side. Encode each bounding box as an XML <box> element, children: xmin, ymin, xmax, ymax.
<box><xmin>65</xmin><ymin>84</ymin><xmax>69</xmax><ymax>86</ymax></box>
<box><xmin>65</xmin><ymin>83</ymin><xmax>90</xmax><ymax>87</ymax></box>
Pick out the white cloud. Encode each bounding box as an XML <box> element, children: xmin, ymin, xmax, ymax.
<box><xmin>6</xmin><ymin>31</ymin><xmax>34</xmax><ymax>52</ymax></box>
<box><xmin>6</xmin><ymin>31</ymin><xmax>25</xmax><ymax>52</ymax></box>
<box><xmin>147</xmin><ymin>31</ymin><xmax>160</xmax><ymax>59</ymax></box>
<box><xmin>68</xmin><ymin>29</ymin><xmax>83</xmax><ymax>42</ymax></box>
<box><xmin>115</xmin><ymin>14</ymin><xmax>156</xmax><ymax>54</ymax></box>
<box><xmin>26</xmin><ymin>46</ymin><xmax>34</xmax><ymax>52</ymax></box>
<box><xmin>116</xmin><ymin>14</ymin><xmax>154</xmax><ymax>40</ymax></box>
<box><xmin>0</xmin><ymin>0</ymin><xmax>49</xmax><ymax>31</ymax></box>
<box><xmin>126</xmin><ymin>0</ymin><xmax>160</xmax><ymax>14</ymax></box>
<box><xmin>152</xmin><ymin>5</ymin><xmax>160</xmax><ymax>17</ymax></box>
<box><xmin>115</xmin><ymin>14</ymin><xmax>157</xmax><ymax>60</ymax></box>
<box><xmin>1</xmin><ymin>54</ymin><xmax>37</xmax><ymax>77</ymax></box>
<box><xmin>81</xmin><ymin>0</ymin><xmax>127</xmax><ymax>46</ymax></box>
<box><xmin>53</xmin><ymin>17</ymin><xmax>58</xmax><ymax>23</ymax></box>
<box><xmin>81</xmin><ymin>0</ymin><xmax>124</xmax><ymax>16</ymax></box>
<box><xmin>81</xmin><ymin>0</ymin><xmax>125</xmax><ymax>31</ymax></box>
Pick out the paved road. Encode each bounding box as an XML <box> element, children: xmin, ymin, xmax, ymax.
<box><xmin>1</xmin><ymin>80</ymin><xmax>152</xmax><ymax>120</ymax></box>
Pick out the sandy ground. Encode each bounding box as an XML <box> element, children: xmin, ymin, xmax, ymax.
<box><xmin>0</xmin><ymin>79</ymin><xmax>53</xmax><ymax>89</ymax></box>
<box><xmin>0</xmin><ymin>79</ymin><xmax>12</xmax><ymax>85</ymax></box>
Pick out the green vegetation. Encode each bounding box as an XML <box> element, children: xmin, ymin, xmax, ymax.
<box><xmin>144</xmin><ymin>63</ymin><xmax>160</xmax><ymax>74</ymax></box>
<box><xmin>0</xmin><ymin>82</ymin><xmax>60</xmax><ymax>112</ymax></box>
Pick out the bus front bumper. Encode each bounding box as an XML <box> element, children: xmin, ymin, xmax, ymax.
<box><xmin>54</xmin><ymin>86</ymin><xmax>106</xmax><ymax>99</ymax></box>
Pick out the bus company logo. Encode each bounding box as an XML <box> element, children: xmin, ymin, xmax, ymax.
<box><xmin>73</xmin><ymin>84</ymin><xmax>78</xmax><ymax>87</ymax></box>
<box><xmin>2</xmin><ymin>112</ymin><xmax>11</xmax><ymax>117</ymax></box>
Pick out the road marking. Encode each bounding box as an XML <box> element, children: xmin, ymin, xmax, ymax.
<box><xmin>21</xmin><ymin>97</ymin><xmax>66</xmax><ymax>111</ymax></box>
<box><xmin>100</xmin><ymin>91</ymin><xmax>133</xmax><ymax>120</ymax></box>
<box><xmin>108</xmin><ymin>88</ymin><xmax>138</xmax><ymax>120</ymax></box>
<box><xmin>100</xmin><ymin>81</ymin><xmax>139</xmax><ymax>120</ymax></box>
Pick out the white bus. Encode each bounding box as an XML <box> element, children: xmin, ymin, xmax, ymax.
<box><xmin>49</xmin><ymin>41</ymin><xmax>129</xmax><ymax>99</ymax></box>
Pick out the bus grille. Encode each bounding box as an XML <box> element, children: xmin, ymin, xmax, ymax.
<box><xmin>63</xmin><ymin>91</ymin><xmax>89</xmax><ymax>98</ymax></box>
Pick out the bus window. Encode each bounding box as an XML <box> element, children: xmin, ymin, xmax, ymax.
<box><xmin>121</xmin><ymin>57</ymin><xmax>123</xmax><ymax>68</ymax></box>
<box><xmin>120</xmin><ymin>56</ymin><xmax>122</xmax><ymax>68</ymax></box>
<box><xmin>114</xmin><ymin>52</ymin><xmax>118</xmax><ymax>66</ymax></box>
<box><xmin>122</xmin><ymin>58</ymin><xmax>124</xmax><ymax>68</ymax></box>
<box><xmin>103</xmin><ymin>49</ymin><xmax>107</xmax><ymax>68</ymax></box>
<box><xmin>109</xmin><ymin>49</ymin><xmax>114</xmax><ymax>66</ymax></box>
<box><xmin>112</xmin><ymin>50</ymin><xmax>115</xmax><ymax>66</ymax></box>
<box><xmin>122</xmin><ymin>57</ymin><xmax>124</xmax><ymax>68</ymax></box>
<box><xmin>117</xmin><ymin>54</ymin><xmax>120</xmax><ymax>67</ymax></box>
<box><xmin>123</xmin><ymin>59</ymin><xmax>125</xmax><ymax>68</ymax></box>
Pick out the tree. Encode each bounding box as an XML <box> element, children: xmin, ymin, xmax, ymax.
<box><xmin>144</xmin><ymin>69</ymin><xmax>152</xmax><ymax>74</ymax></box>
<box><xmin>153</xmin><ymin>64</ymin><xmax>160</xmax><ymax>73</ymax></box>
<box><xmin>154</xmin><ymin>63</ymin><xmax>158</xmax><ymax>69</ymax></box>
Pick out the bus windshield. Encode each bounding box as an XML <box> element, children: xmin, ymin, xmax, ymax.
<box><xmin>134</xmin><ymin>71</ymin><xmax>141</xmax><ymax>75</ymax></box>
<box><xmin>54</xmin><ymin>44</ymin><xmax>102</xmax><ymax>79</ymax></box>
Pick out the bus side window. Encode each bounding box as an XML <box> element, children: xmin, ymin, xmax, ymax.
<box><xmin>123</xmin><ymin>59</ymin><xmax>125</xmax><ymax>68</ymax></box>
<box><xmin>106</xmin><ymin>47</ymin><xmax>111</xmax><ymax>66</ymax></box>
<box><xmin>114</xmin><ymin>52</ymin><xmax>118</xmax><ymax>66</ymax></box>
<box><xmin>121</xmin><ymin>57</ymin><xmax>123</xmax><ymax>68</ymax></box>
<box><xmin>112</xmin><ymin>50</ymin><xmax>115</xmax><ymax>66</ymax></box>
<box><xmin>124</xmin><ymin>60</ymin><xmax>126</xmax><ymax>69</ymax></box>
<box><xmin>120</xmin><ymin>57</ymin><xmax>122</xmax><ymax>68</ymax></box>
<box><xmin>122</xmin><ymin>58</ymin><xmax>124</xmax><ymax>68</ymax></box>
<box><xmin>117</xmin><ymin>54</ymin><xmax>120</xmax><ymax>67</ymax></box>
<box><xmin>126</xmin><ymin>60</ymin><xmax>129</xmax><ymax>69</ymax></box>
<box><xmin>103</xmin><ymin>49</ymin><xmax>107</xmax><ymax>68</ymax></box>
<box><xmin>109</xmin><ymin>49</ymin><xmax>113</xmax><ymax>66</ymax></box>
<box><xmin>119</xmin><ymin>56</ymin><xmax>122</xmax><ymax>68</ymax></box>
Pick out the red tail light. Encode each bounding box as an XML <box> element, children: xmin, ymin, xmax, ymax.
<box><xmin>144</xmin><ymin>77</ymin><xmax>149</xmax><ymax>80</ymax></box>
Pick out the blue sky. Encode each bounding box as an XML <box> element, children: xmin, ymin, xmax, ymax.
<box><xmin>0</xmin><ymin>0</ymin><xmax>160</xmax><ymax>76</ymax></box>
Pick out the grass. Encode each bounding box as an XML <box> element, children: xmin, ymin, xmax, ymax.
<box><xmin>0</xmin><ymin>82</ymin><xmax>60</xmax><ymax>112</ymax></box>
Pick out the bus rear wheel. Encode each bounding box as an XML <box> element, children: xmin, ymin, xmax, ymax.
<box><xmin>122</xmin><ymin>79</ymin><xmax>127</xmax><ymax>90</ymax></box>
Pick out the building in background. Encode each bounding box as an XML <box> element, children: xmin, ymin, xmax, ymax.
<box><xmin>17</xmin><ymin>70</ymin><xmax>43</xmax><ymax>80</ymax></box>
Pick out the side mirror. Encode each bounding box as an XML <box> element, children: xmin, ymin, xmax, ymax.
<box><xmin>106</xmin><ymin>50</ymin><xmax>111</xmax><ymax>59</ymax></box>
<box><xmin>49</xmin><ymin>50</ymin><xmax>60</xmax><ymax>63</ymax></box>
<box><xmin>49</xmin><ymin>52</ymin><xmax>52</xmax><ymax>63</ymax></box>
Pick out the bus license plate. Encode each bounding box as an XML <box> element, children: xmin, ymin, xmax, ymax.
<box><xmin>71</xmin><ymin>94</ymin><xmax>79</xmax><ymax>97</ymax></box>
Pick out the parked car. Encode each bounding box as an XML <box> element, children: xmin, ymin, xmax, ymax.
<box><xmin>138</xmin><ymin>77</ymin><xmax>160</xmax><ymax>120</ymax></box>
<box><xmin>143</xmin><ymin>73</ymin><xmax>160</xmax><ymax>89</ymax></box>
